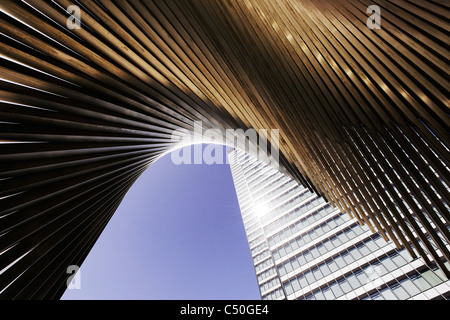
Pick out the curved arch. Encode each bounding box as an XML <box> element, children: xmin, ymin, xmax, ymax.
<box><xmin>0</xmin><ymin>0</ymin><xmax>449</xmax><ymax>299</ymax></box>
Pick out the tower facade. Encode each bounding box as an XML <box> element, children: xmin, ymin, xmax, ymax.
<box><xmin>228</xmin><ymin>148</ymin><xmax>450</xmax><ymax>300</ymax></box>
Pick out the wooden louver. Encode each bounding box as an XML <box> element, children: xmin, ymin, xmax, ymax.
<box><xmin>0</xmin><ymin>0</ymin><xmax>449</xmax><ymax>299</ymax></box>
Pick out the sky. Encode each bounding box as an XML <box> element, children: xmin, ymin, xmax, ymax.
<box><xmin>61</xmin><ymin>144</ymin><xmax>261</xmax><ymax>300</ymax></box>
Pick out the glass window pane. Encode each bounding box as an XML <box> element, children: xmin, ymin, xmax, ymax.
<box><xmin>324</xmin><ymin>240</ymin><xmax>334</xmax><ymax>251</ymax></box>
<box><xmin>312</xmin><ymin>267</ymin><xmax>323</xmax><ymax>280</ymax></box>
<box><xmin>380</xmin><ymin>288</ymin><xmax>397</xmax><ymax>300</ymax></box>
<box><xmin>320</xmin><ymin>263</ymin><xmax>331</xmax><ymax>277</ymax></box>
<box><xmin>380</xmin><ymin>256</ymin><xmax>397</xmax><ymax>272</ymax></box>
<box><xmin>328</xmin><ymin>260</ymin><xmax>339</xmax><ymax>273</ymax></box>
<box><xmin>317</xmin><ymin>244</ymin><xmax>327</xmax><ymax>255</ymax></box>
<box><xmin>365</xmin><ymin>239</ymin><xmax>378</xmax><ymax>252</ymax></box>
<box><xmin>291</xmin><ymin>240</ymin><xmax>299</xmax><ymax>251</ymax></box>
<box><xmin>411</xmin><ymin>274</ymin><xmax>432</xmax><ymax>291</ymax></box>
<box><xmin>284</xmin><ymin>283</ymin><xmax>293</xmax><ymax>295</ymax></box>
<box><xmin>299</xmin><ymin>276</ymin><xmax>308</xmax><ymax>288</ymax></box>
<box><xmin>314</xmin><ymin>290</ymin><xmax>325</xmax><ymax>300</ymax></box>
<box><xmin>347</xmin><ymin>274</ymin><xmax>361</xmax><ymax>289</ymax></box>
<box><xmin>322</xmin><ymin>287</ymin><xmax>335</xmax><ymax>299</ymax></box>
<box><xmin>391</xmin><ymin>253</ymin><xmax>407</xmax><ymax>268</ymax></box>
<box><xmin>355</xmin><ymin>270</ymin><xmax>368</xmax><ymax>285</ymax></box>
<box><xmin>330</xmin><ymin>282</ymin><xmax>344</xmax><ymax>298</ymax></box>
<box><xmin>357</xmin><ymin>244</ymin><xmax>371</xmax><ymax>256</ymax></box>
<box><xmin>339</xmin><ymin>279</ymin><xmax>352</xmax><ymax>294</ymax></box>
<box><xmin>311</xmin><ymin>247</ymin><xmax>320</xmax><ymax>259</ymax></box>
<box><xmin>349</xmin><ymin>247</ymin><xmax>362</xmax><ymax>261</ymax></box>
<box><xmin>304</xmin><ymin>251</ymin><xmax>313</xmax><ymax>262</ymax></box>
<box><xmin>331</xmin><ymin>236</ymin><xmax>341</xmax><ymax>248</ymax></box>
<box><xmin>400</xmin><ymin>279</ymin><xmax>421</xmax><ymax>297</ymax></box>
<box><xmin>421</xmin><ymin>270</ymin><xmax>443</xmax><ymax>286</ymax></box>
<box><xmin>292</xmin><ymin>258</ymin><xmax>300</xmax><ymax>270</ymax></box>
<box><xmin>305</xmin><ymin>272</ymin><xmax>315</xmax><ymax>285</ymax></box>
<box><xmin>298</xmin><ymin>255</ymin><xmax>306</xmax><ymax>266</ymax></box>
<box><xmin>335</xmin><ymin>256</ymin><xmax>346</xmax><ymax>268</ymax></box>
<box><xmin>391</xmin><ymin>284</ymin><xmax>410</xmax><ymax>299</ymax></box>
<box><xmin>342</xmin><ymin>252</ymin><xmax>353</xmax><ymax>265</ymax></box>
<box><xmin>292</xmin><ymin>278</ymin><xmax>301</xmax><ymax>292</ymax></box>
<box><xmin>285</xmin><ymin>262</ymin><xmax>293</xmax><ymax>273</ymax></box>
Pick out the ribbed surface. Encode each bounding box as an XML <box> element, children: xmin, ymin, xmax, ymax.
<box><xmin>0</xmin><ymin>0</ymin><xmax>448</xmax><ymax>299</ymax></box>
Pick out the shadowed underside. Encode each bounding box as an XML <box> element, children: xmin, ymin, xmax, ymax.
<box><xmin>0</xmin><ymin>0</ymin><xmax>448</xmax><ymax>299</ymax></box>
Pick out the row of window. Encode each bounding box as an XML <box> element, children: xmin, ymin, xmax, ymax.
<box><xmin>260</xmin><ymin>277</ymin><xmax>281</xmax><ymax>293</ymax></box>
<box><xmin>255</xmin><ymin>257</ymin><xmax>274</xmax><ymax>274</ymax></box>
<box><xmin>251</xmin><ymin>241</ymin><xmax>268</xmax><ymax>256</ymax></box>
<box><xmin>257</xmin><ymin>189</ymin><xmax>322</xmax><ymax>228</ymax></box>
<box><xmin>267</xmin><ymin>205</ymin><xmax>343</xmax><ymax>249</ymax></box>
<box><xmin>283</xmin><ymin>242</ymin><xmax>413</xmax><ymax>299</ymax></box>
<box><xmin>272</xmin><ymin>214</ymin><xmax>354</xmax><ymax>262</ymax></box>
<box><xmin>264</xmin><ymin>200</ymin><xmax>337</xmax><ymax>235</ymax></box>
<box><xmin>253</xmin><ymin>249</ymin><xmax>271</xmax><ymax>264</ymax></box>
<box><xmin>262</xmin><ymin>287</ymin><xmax>285</xmax><ymax>300</ymax></box>
<box><xmin>277</xmin><ymin>230</ymin><xmax>386</xmax><ymax>283</ymax></box>
<box><xmin>302</xmin><ymin>263</ymin><xmax>449</xmax><ymax>300</ymax></box>
<box><xmin>257</xmin><ymin>267</ymin><xmax>277</xmax><ymax>283</ymax></box>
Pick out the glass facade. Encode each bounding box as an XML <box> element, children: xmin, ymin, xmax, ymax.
<box><xmin>227</xmin><ymin>149</ymin><xmax>450</xmax><ymax>300</ymax></box>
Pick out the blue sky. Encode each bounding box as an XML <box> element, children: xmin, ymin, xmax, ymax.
<box><xmin>61</xmin><ymin>144</ymin><xmax>260</xmax><ymax>300</ymax></box>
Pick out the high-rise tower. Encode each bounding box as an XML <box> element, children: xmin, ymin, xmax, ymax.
<box><xmin>228</xmin><ymin>148</ymin><xmax>450</xmax><ymax>300</ymax></box>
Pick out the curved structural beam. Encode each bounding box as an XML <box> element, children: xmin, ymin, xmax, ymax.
<box><xmin>0</xmin><ymin>0</ymin><xmax>448</xmax><ymax>299</ymax></box>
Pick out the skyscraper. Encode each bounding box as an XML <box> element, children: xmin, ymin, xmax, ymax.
<box><xmin>228</xmin><ymin>148</ymin><xmax>450</xmax><ymax>300</ymax></box>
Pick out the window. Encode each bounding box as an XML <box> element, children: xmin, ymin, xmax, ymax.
<box><xmin>297</xmin><ymin>255</ymin><xmax>306</xmax><ymax>266</ymax></box>
<box><xmin>327</xmin><ymin>260</ymin><xmax>339</xmax><ymax>273</ymax></box>
<box><xmin>312</xmin><ymin>267</ymin><xmax>323</xmax><ymax>281</ymax></box>
<box><xmin>365</xmin><ymin>239</ymin><xmax>378</xmax><ymax>252</ymax></box>
<box><xmin>291</xmin><ymin>258</ymin><xmax>300</xmax><ymax>270</ymax></box>
<box><xmin>292</xmin><ymin>278</ymin><xmax>301</xmax><ymax>292</ymax></box>
<box><xmin>317</xmin><ymin>244</ymin><xmax>327</xmax><ymax>255</ymax></box>
<box><xmin>334</xmin><ymin>256</ymin><xmax>346</xmax><ymax>269</ymax></box>
<box><xmin>284</xmin><ymin>282</ymin><xmax>294</xmax><ymax>295</ymax></box>
<box><xmin>355</xmin><ymin>270</ymin><xmax>368</xmax><ymax>286</ymax></box>
<box><xmin>305</xmin><ymin>272</ymin><xmax>315</xmax><ymax>285</ymax></box>
<box><xmin>411</xmin><ymin>274</ymin><xmax>432</xmax><ymax>291</ymax></box>
<box><xmin>285</xmin><ymin>262</ymin><xmax>293</xmax><ymax>273</ymax></box>
<box><xmin>380</xmin><ymin>256</ymin><xmax>397</xmax><ymax>272</ymax></box>
<box><xmin>314</xmin><ymin>290</ymin><xmax>325</xmax><ymax>300</ymax></box>
<box><xmin>339</xmin><ymin>278</ymin><xmax>353</xmax><ymax>294</ymax></box>
<box><xmin>342</xmin><ymin>252</ymin><xmax>354</xmax><ymax>265</ymax></box>
<box><xmin>310</xmin><ymin>247</ymin><xmax>320</xmax><ymax>259</ymax></box>
<box><xmin>291</xmin><ymin>240</ymin><xmax>299</xmax><ymax>251</ymax></box>
<box><xmin>299</xmin><ymin>276</ymin><xmax>308</xmax><ymax>288</ymax></box>
<box><xmin>329</xmin><ymin>282</ymin><xmax>344</xmax><ymax>298</ymax></box>
<box><xmin>349</xmin><ymin>247</ymin><xmax>362</xmax><ymax>261</ymax></box>
<box><xmin>304</xmin><ymin>251</ymin><xmax>313</xmax><ymax>263</ymax></box>
<box><xmin>347</xmin><ymin>274</ymin><xmax>361</xmax><ymax>289</ymax></box>
<box><xmin>322</xmin><ymin>287</ymin><xmax>335</xmax><ymax>299</ymax></box>
<box><xmin>421</xmin><ymin>269</ymin><xmax>443</xmax><ymax>286</ymax></box>
<box><xmin>399</xmin><ymin>278</ymin><xmax>420</xmax><ymax>297</ymax></box>
<box><xmin>320</xmin><ymin>263</ymin><xmax>331</xmax><ymax>277</ymax></box>
<box><xmin>357</xmin><ymin>243</ymin><xmax>370</xmax><ymax>256</ymax></box>
<box><xmin>391</xmin><ymin>283</ymin><xmax>410</xmax><ymax>299</ymax></box>
<box><xmin>331</xmin><ymin>236</ymin><xmax>342</xmax><ymax>248</ymax></box>
<box><xmin>380</xmin><ymin>288</ymin><xmax>397</xmax><ymax>300</ymax></box>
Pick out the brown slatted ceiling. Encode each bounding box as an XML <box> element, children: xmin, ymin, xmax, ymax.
<box><xmin>0</xmin><ymin>0</ymin><xmax>448</xmax><ymax>299</ymax></box>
